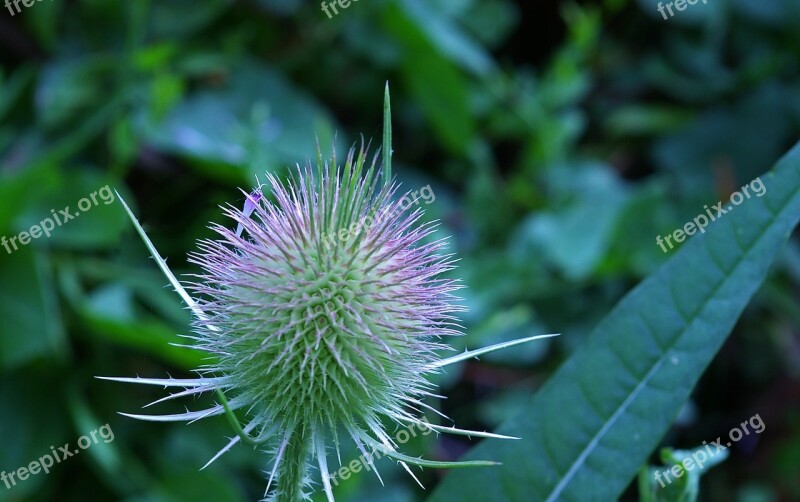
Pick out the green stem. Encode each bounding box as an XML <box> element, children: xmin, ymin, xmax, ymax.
<box><xmin>275</xmin><ymin>428</ymin><xmax>311</xmax><ymax>502</ymax></box>
<box><xmin>216</xmin><ymin>388</ymin><xmax>270</xmax><ymax>446</ymax></box>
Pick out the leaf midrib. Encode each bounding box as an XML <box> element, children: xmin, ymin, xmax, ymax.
<box><xmin>544</xmin><ymin>356</ymin><xmax>666</xmax><ymax>502</ymax></box>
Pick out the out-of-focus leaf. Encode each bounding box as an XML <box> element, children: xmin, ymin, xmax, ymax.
<box><xmin>511</xmin><ymin>163</ymin><xmax>628</xmax><ymax>280</ymax></box>
<box><xmin>731</xmin><ymin>0</ymin><xmax>800</xmax><ymax>26</ymax></box>
<box><xmin>156</xmin><ymin>469</ymin><xmax>246</xmax><ymax>502</ymax></box>
<box><xmin>254</xmin><ymin>0</ymin><xmax>303</xmax><ymax>15</ymax></box>
<box><xmin>0</xmin><ymin>66</ymin><xmax>34</xmax><ymax>123</ymax></box>
<box><xmin>0</xmin><ymin>247</ymin><xmax>66</xmax><ymax>371</ymax></box>
<box><xmin>0</xmin><ymin>374</ymin><xmax>70</xmax><ymax>498</ymax></box>
<box><xmin>12</xmin><ymin>170</ymin><xmax>127</xmax><ymax>250</ymax></box>
<box><xmin>135</xmin><ymin>58</ymin><xmax>338</xmax><ymax>182</ymax></box>
<box><xmin>604</xmin><ymin>180</ymin><xmax>674</xmax><ymax>276</ymax></box>
<box><xmin>477</xmin><ymin>388</ymin><xmax>533</xmax><ymax>429</ymax></box>
<box><xmin>24</xmin><ymin>0</ymin><xmax>62</xmax><ymax>49</ymax></box>
<box><xmin>605</xmin><ymin>105</ymin><xmax>694</xmax><ymax>137</ymax></box>
<box><xmin>36</xmin><ymin>56</ymin><xmax>111</xmax><ymax>128</ymax></box>
<box><xmin>73</xmin><ymin>283</ymin><xmax>206</xmax><ymax>370</ymax></box>
<box><xmin>401</xmin><ymin>51</ymin><xmax>474</xmax><ymax>155</ymax></box>
<box><xmin>383</xmin><ymin>5</ymin><xmax>475</xmax><ymax>155</ymax></box>
<box><xmin>0</xmin><ymin>164</ymin><xmax>59</xmax><ymax>233</ymax></box>
<box><xmin>398</xmin><ymin>0</ymin><xmax>495</xmax><ymax>76</ymax></box>
<box><xmin>67</xmin><ymin>389</ymin><xmax>124</xmax><ymax>486</ymax></box>
<box><xmin>459</xmin><ymin>0</ymin><xmax>519</xmax><ymax>49</ymax></box>
<box><xmin>654</xmin><ymin>84</ymin><xmax>800</xmax><ymax>190</ymax></box>
<box><xmin>148</xmin><ymin>72</ymin><xmax>185</xmax><ymax>120</ymax></box>
<box><xmin>148</xmin><ymin>0</ymin><xmax>230</xmax><ymax>38</ymax></box>
<box><xmin>109</xmin><ymin>116</ymin><xmax>138</xmax><ymax>168</ymax></box>
<box><xmin>70</xmin><ymin>258</ymin><xmax>191</xmax><ymax>328</ymax></box>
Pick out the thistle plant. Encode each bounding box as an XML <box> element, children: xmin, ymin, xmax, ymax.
<box><xmin>101</xmin><ymin>87</ymin><xmax>558</xmax><ymax>501</ymax></box>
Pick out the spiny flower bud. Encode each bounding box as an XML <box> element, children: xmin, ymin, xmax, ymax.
<box><xmin>102</xmin><ymin>92</ymin><xmax>557</xmax><ymax>502</ymax></box>
<box><xmin>190</xmin><ymin>145</ymin><xmax>459</xmax><ymax>442</ymax></box>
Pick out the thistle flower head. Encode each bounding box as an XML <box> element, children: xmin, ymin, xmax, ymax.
<box><xmin>103</xmin><ymin>92</ymin><xmax>558</xmax><ymax>502</ymax></box>
<box><xmin>188</xmin><ymin>146</ymin><xmax>458</xmax><ymax>442</ymax></box>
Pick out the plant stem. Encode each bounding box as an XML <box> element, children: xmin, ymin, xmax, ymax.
<box><xmin>275</xmin><ymin>427</ymin><xmax>311</xmax><ymax>502</ymax></box>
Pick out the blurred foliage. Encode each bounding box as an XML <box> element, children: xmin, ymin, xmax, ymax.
<box><xmin>0</xmin><ymin>0</ymin><xmax>799</xmax><ymax>501</ymax></box>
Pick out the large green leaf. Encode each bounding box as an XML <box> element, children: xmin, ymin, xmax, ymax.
<box><xmin>429</xmin><ymin>142</ymin><xmax>800</xmax><ymax>501</ymax></box>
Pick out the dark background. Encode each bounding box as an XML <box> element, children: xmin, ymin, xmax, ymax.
<box><xmin>1</xmin><ymin>0</ymin><xmax>799</xmax><ymax>500</ymax></box>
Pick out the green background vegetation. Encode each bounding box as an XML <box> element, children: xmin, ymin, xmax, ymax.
<box><xmin>1</xmin><ymin>0</ymin><xmax>799</xmax><ymax>501</ymax></box>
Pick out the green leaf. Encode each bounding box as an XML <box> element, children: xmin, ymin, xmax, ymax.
<box><xmin>397</xmin><ymin>0</ymin><xmax>495</xmax><ymax>76</ymax></box>
<box><xmin>0</xmin><ymin>373</ymin><xmax>70</xmax><ymax>498</ymax></box>
<box><xmin>429</xmin><ymin>142</ymin><xmax>800</xmax><ymax>501</ymax></box>
<box><xmin>0</xmin><ymin>164</ymin><xmax>60</xmax><ymax>234</ymax></box>
<box><xmin>0</xmin><ymin>66</ymin><xmax>34</xmax><ymax>123</ymax></box>
<box><xmin>0</xmin><ymin>247</ymin><xmax>67</xmax><ymax>370</ymax></box>
<box><xmin>134</xmin><ymin>58</ymin><xmax>338</xmax><ymax>182</ymax></box>
<box><xmin>70</xmin><ymin>281</ymin><xmax>207</xmax><ymax>371</ymax></box>
<box><xmin>148</xmin><ymin>0</ymin><xmax>230</xmax><ymax>38</ymax></box>
<box><xmin>36</xmin><ymin>56</ymin><xmax>111</xmax><ymax>128</ymax></box>
<box><xmin>512</xmin><ymin>162</ymin><xmax>629</xmax><ymax>280</ymax></box>
<box><xmin>383</xmin><ymin>4</ymin><xmax>476</xmax><ymax>155</ymax></box>
<box><xmin>156</xmin><ymin>469</ymin><xmax>246</xmax><ymax>502</ymax></box>
<box><xmin>12</xmin><ymin>171</ymin><xmax>127</xmax><ymax>250</ymax></box>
